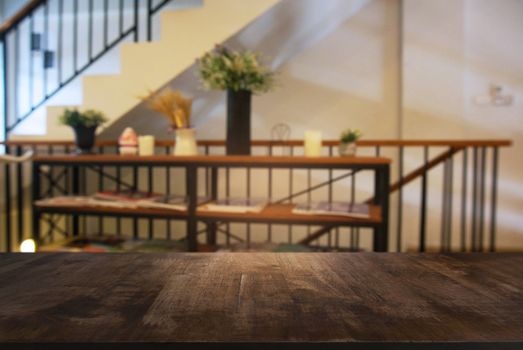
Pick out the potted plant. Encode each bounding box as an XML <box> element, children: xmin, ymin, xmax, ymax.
<box><xmin>59</xmin><ymin>108</ymin><xmax>107</xmax><ymax>154</ymax></box>
<box><xmin>339</xmin><ymin>129</ymin><xmax>362</xmax><ymax>157</ymax></box>
<box><xmin>143</xmin><ymin>88</ymin><xmax>196</xmax><ymax>155</ymax></box>
<box><xmin>197</xmin><ymin>45</ymin><xmax>276</xmax><ymax>155</ymax></box>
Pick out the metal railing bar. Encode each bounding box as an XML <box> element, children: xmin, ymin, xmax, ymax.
<box><xmin>147</xmin><ymin>0</ymin><xmax>153</xmax><ymax>41</ymax></box>
<box><xmin>88</xmin><ymin>0</ymin><xmax>93</xmax><ymax>60</ymax></box>
<box><xmin>148</xmin><ymin>164</ymin><xmax>153</xmax><ymax>239</ymax></box>
<box><xmin>16</xmin><ymin>146</ymin><xmax>24</xmax><ymax>244</ymax></box>
<box><xmin>118</xmin><ymin>0</ymin><xmax>124</xmax><ymax>36</ymax></box>
<box><xmin>57</xmin><ymin>0</ymin><xmax>63</xmax><ymax>84</ymax></box>
<box><xmin>419</xmin><ymin>146</ymin><xmax>429</xmax><ymax>252</ymax></box>
<box><xmin>471</xmin><ymin>147</ymin><xmax>478</xmax><ymax>251</ymax></box>
<box><xmin>489</xmin><ymin>147</ymin><xmax>499</xmax><ymax>252</ymax></box>
<box><xmin>43</xmin><ymin>1</ymin><xmax>48</xmax><ymax>100</ymax></box>
<box><xmin>132</xmin><ymin>165</ymin><xmax>138</xmax><ymax>238</ymax></box>
<box><xmin>440</xmin><ymin>157</ymin><xmax>448</xmax><ymax>251</ymax></box>
<box><xmin>460</xmin><ymin>148</ymin><xmax>468</xmax><ymax>252</ymax></box>
<box><xmin>396</xmin><ymin>146</ymin><xmax>403</xmax><ymax>252</ymax></box>
<box><xmin>13</xmin><ymin>27</ymin><xmax>19</xmax><ymax>127</ymax></box>
<box><xmin>4</xmin><ymin>146</ymin><xmax>12</xmax><ymax>251</ymax></box>
<box><xmin>103</xmin><ymin>0</ymin><xmax>109</xmax><ymax>49</ymax></box>
<box><xmin>98</xmin><ymin>147</ymin><xmax>104</xmax><ymax>236</ymax></box>
<box><xmin>133</xmin><ymin>0</ymin><xmax>139</xmax><ymax>42</ymax></box>
<box><xmin>73</xmin><ymin>0</ymin><xmax>78</xmax><ymax>73</ymax></box>
<box><xmin>29</xmin><ymin>14</ymin><xmax>34</xmax><ymax>112</ymax></box>
<box><xmin>478</xmin><ymin>147</ymin><xmax>487</xmax><ymax>251</ymax></box>
<box><xmin>447</xmin><ymin>151</ymin><xmax>454</xmax><ymax>251</ymax></box>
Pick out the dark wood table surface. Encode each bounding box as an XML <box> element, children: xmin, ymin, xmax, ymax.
<box><xmin>1</xmin><ymin>253</ymin><xmax>522</xmax><ymax>349</ymax></box>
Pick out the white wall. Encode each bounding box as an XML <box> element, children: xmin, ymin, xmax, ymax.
<box><xmin>403</xmin><ymin>0</ymin><xmax>523</xmax><ymax>250</ymax></box>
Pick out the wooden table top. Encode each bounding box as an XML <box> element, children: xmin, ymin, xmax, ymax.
<box><xmin>1</xmin><ymin>253</ymin><xmax>522</xmax><ymax>348</ymax></box>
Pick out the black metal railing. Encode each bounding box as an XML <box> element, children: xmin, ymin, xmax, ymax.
<box><xmin>0</xmin><ymin>0</ymin><xmax>174</xmax><ymax>136</ymax></box>
<box><xmin>0</xmin><ymin>139</ymin><xmax>511</xmax><ymax>253</ymax></box>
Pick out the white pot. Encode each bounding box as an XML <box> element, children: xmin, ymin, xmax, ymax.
<box><xmin>174</xmin><ymin>128</ymin><xmax>198</xmax><ymax>156</ymax></box>
<box><xmin>338</xmin><ymin>142</ymin><xmax>357</xmax><ymax>157</ymax></box>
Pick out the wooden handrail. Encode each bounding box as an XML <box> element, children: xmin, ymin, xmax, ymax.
<box><xmin>1</xmin><ymin>139</ymin><xmax>513</xmax><ymax>147</ymax></box>
<box><xmin>388</xmin><ymin>147</ymin><xmax>464</xmax><ymax>194</ymax></box>
<box><xmin>0</xmin><ymin>0</ymin><xmax>45</xmax><ymax>35</ymax></box>
<box><xmin>364</xmin><ymin>146</ymin><xmax>464</xmax><ymax>205</ymax></box>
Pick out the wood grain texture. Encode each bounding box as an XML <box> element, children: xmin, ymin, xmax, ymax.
<box><xmin>0</xmin><ymin>253</ymin><xmax>522</xmax><ymax>348</ymax></box>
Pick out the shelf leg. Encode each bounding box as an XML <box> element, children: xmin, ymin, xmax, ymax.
<box><xmin>186</xmin><ymin>165</ymin><xmax>198</xmax><ymax>251</ymax></box>
<box><xmin>374</xmin><ymin>165</ymin><xmax>390</xmax><ymax>252</ymax></box>
<box><xmin>72</xmin><ymin>165</ymin><xmax>80</xmax><ymax>237</ymax></box>
<box><xmin>32</xmin><ymin>163</ymin><xmax>41</xmax><ymax>244</ymax></box>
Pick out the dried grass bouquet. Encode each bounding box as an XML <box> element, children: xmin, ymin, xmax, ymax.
<box><xmin>142</xmin><ymin>89</ymin><xmax>192</xmax><ymax>129</ymax></box>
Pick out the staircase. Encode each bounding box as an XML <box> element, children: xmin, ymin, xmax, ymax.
<box><xmin>4</xmin><ymin>0</ymin><xmax>279</xmax><ymax>140</ymax></box>
<box><xmin>4</xmin><ymin>0</ymin><xmax>373</xmax><ymax>142</ymax></box>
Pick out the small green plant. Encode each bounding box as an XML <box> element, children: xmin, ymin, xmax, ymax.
<box><xmin>340</xmin><ymin>129</ymin><xmax>362</xmax><ymax>143</ymax></box>
<box><xmin>196</xmin><ymin>45</ymin><xmax>276</xmax><ymax>93</ymax></box>
<box><xmin>58</xmin><ymin>108</ymin><xmax>107</xmax><ymax>128</ymax></box>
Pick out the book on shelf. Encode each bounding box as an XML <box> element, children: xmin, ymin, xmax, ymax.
<box><xmin>91</xmin><ymin>190</ymin><xmax>163</xmax><ymax>208</ymax></box>
<box><xmin>200</xmin><ymin>197</ymin><xmax>268</xmax><ymax>213</ymax></box>
<box><xmin>35</xmin><ymin>196</ymin><xmax>92</xmax><ymax>207</ymax></box>
<box><xmin>292</xmin><ymin>201</ymin><xmax>370</xmax><ymax>218</ymax></box>
<box><xmin>137</xmin><ymin>195</ymin><xmax>211</xmax><ymax>211</ymax></box>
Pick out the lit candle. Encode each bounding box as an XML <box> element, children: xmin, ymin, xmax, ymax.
<box><xmin>138</xmin><ymin>135</ymin><xmax>155</xmax><ymax>156</ymax></box>
<box><xmin>304</xmin><ymin>130</ymin><xmax>322</xmax><ymax>157</ymax></box>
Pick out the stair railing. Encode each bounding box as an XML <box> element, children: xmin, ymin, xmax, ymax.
<box><xmin>0</xmin><ymin>0</ymin><xmax>174</xmax><ymax>138</ymax></box>
<box><xmin>0</xmin><ymin>139</ymin><xmax>511</xmax><ymax>253</ymax></box>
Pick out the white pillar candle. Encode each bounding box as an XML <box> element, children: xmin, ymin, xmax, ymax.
<box><xmin>304</xmin><ymin>130</ymin><xmax>322</xmax><ymax>157</ymax></box>
<box><xmin>138</xmin><ymin>135</ymin><xmax>155</xmax><ymax>156</ymax></box>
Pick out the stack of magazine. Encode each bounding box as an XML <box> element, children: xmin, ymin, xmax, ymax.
<box><xmin>292</xmin><ymin>201</ymin><xmax>370</xmax><ymax>218</ymax></box>
<box><xmin>91</xmin><ymin>191</ymin><xmax>162</xmax><ymax>208</ymax></box>
<box><xmin>200</xmin><ymin>197</ymin><xmax>268</xmax><ymax>213</ymax></box>
<box><xmin>36</xmin><ymin>191</ymin><xmax>211</xmax><ymax>212</ymax></box>
<box><xmin>137</xmin><ymin>194</ymin><xmax>210</xmax><ymax>211</ymax></box>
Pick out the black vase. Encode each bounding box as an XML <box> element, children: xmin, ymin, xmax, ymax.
<box><xmin>226</xmin><ymin>89</ymin><xmax>251</xmax><ymax>155</ymax></box>
<box><xmin>72</xmin><ymin>125</ymin><xmax>97</xmax><ymax>154</ymax></box>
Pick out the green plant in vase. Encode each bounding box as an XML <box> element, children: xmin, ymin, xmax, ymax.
<box><xmin>58</xmin><ymin>108</ymin><xmax>107</xmax><ymax>154</ymax></box>
<box><xmin>339</xmin><ymin>129</ymin><xmax>362</xmax><ymax>157</ymax></box>
<box><xmin>197</xmin><ymin>45</ymin><xmax>276</xmax><ymax>155</ymax></box>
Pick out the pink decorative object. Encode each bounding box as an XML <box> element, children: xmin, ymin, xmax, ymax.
<box><xmin>119</xmin><ymin>127</ymin><xmax>138</xmax><ymax>155</ymax></box>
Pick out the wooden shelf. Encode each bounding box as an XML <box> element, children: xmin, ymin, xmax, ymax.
<box><xmin>32</xmin><ymin>153</ymin><xmax>391</xmax><ymax>251</ymax></box>
<box><xmin>34</xmin><ymin>204</ymin><xmax>189</xmax><ymax>219</ymax></box>
<box><xmin>35</xmin><ymin>204</ymin><xmax>381</xmax><ymax>226</ymax></box>
<box><xmin>198</xmin><ymin>203</ymin><xmax>381</xmax><ymax>226</ymax></box>
<box><xmin>35</xmin><ymin>203</ymin><xmax>381</xmax><ymax>226</ymax></box>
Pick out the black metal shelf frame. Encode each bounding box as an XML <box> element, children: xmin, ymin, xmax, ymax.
<box><xmin>31</xmin><ymin>156</ymin><xmax>391</xmax><ymax>252</ymax></box>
